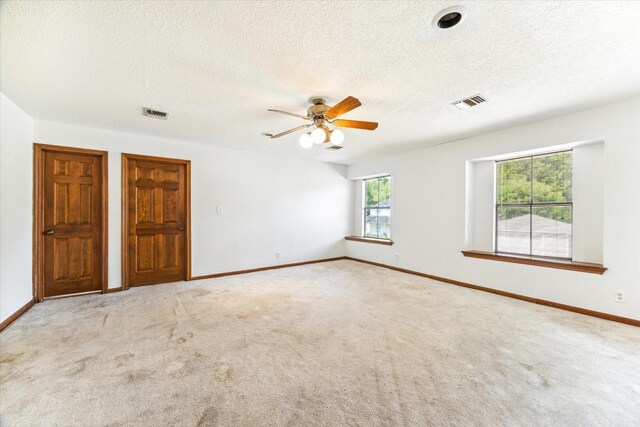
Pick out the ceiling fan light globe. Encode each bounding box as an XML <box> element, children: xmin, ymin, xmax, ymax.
<box><xmin>311</xmin><ymin>128</ymin><xmax>326</xmax><ymax>144</ymax></box>
<box><xmin>330</xmin><ymin>129</ymin><xmax>345</xmax><ymax>145</ymax></box>
<box><xmin>299</xmin><ymin>133</ymin><xmax>313</xmax><ymax>148</ymax></box>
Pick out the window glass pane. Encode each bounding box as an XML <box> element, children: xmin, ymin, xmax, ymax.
<box><xmin>365</xmin><ymin>179</ymin><xmax>378</xmax><ymax>207</ymax></box>
<box><xmin>365</xmin><ymin>176</ymin><xmax>390</xmax><ymax>207</ymax></box>
<box><xmin>496</xmin><ymin>158</ymin><xmax>531</xmax><ymax>204</ymax></box>
<box><xmin>532</xmin><ymin>206</ymin><xmax>572</xmax><ymax>258</ymax></box>
<box><xmin>377</xmin><ymin>208</ymin><xmax>391</xmax><ymax>239</ymax></box>
<box><xmin>533</xmin><ymin>152</ymin><xmax>572</xmax><ymax>203</ymax></box>
<box><xmin>497</xmin><ymin>207</ymin><xmax>530</xmax><ymax>255</ymax></box>
<box><xmin>364</xmin><ymin>208</ymin><xmax>379</xmax><ymax>238</ymax></box>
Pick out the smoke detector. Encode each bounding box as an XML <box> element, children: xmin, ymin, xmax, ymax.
<box><xmin>451</xmin><ymin>95</ymin><xmax>487</xmax><ymax>110</ymax></box>
<box><xmin>143</xmin><ymin>107</ymin><xmax>168</xmax><ymax>120</ymax></box>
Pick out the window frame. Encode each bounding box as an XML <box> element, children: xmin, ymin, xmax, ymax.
<box><xmin>362</xmin><ymin>175</ymin><xmax>391</xmax><ymax>240</ymax></box>
<box><xmin>494</xmin><ymin>150</ymin><xmax>573</xmax><ymax>260</ymax></box>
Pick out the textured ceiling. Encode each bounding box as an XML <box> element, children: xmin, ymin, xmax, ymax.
<box><xmin>2</xmin><ymin>1</ymin><xmax>640</xmax><ymax>164</ymax></box>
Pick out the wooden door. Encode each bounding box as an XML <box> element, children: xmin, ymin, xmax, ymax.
<box><xmin>38</xmin><ymin>148</ymin><xmax>107</xmax><ymax>298</ymax></box>
<box><xmin>124</xmin><ymin>155</ymin><xmax>190</xmax><ymax>287</ymax></box>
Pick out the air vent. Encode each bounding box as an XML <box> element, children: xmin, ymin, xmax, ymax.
<box><xmin>326</xmin><ymin>145</ymin><xmax>343</xmax><ymax>150</ymax></box>
<box><xmin>451</xmin><ymin>95</ymin><xmax>487</xmax><ymax>110</ymax></box>
<box><xmin>143</xmin><ymin>107</ymin><xmax>168</xmax><ymax>120</ymax></box>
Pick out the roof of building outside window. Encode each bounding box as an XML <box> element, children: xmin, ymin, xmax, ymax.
<box><xmin>367</xmin><ymin>199</ymin><xmax>390</xmax><ymax>208</ymax></box>
<box><xmin>498</xmin><ymin>214</ymin><xmax>571</xmax><ymax>233</ymax></box>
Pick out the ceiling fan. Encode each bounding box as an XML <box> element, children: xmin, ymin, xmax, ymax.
<box><xmin>262</xmin><ymin>96</ymin><xmax>378</xmax><ymax>149</ymax></box>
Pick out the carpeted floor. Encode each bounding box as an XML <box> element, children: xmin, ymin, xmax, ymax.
<box><xmin>1</xmin><ymin>260</ymin><xmax>639</xmax><ymax>426</ymax></box>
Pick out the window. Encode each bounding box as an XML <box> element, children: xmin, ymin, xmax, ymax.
<box><xmin>363</xmin><ymin>176</ymin><xmax>391</xmax><ymax>239</ymax></box>
<box><xmin>496</xmin><ymin>150</ymin><xmax>572</xmax><ymax>259</ymax></box>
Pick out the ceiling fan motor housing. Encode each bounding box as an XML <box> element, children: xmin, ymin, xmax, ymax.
<box><xmin>307</xmin><ymin>102</ymin><xmax>330</xmax><ymax>119</ymax></box>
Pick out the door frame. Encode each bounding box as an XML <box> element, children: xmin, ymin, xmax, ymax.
<box><xmin>121</xmin><ymin>153</ymin><xmax>192</xmax><ymax>289</ymax></box>
<box><xmin>33</xmin><ymin>143</ymin><xmax>109</xmax><ymax>302</ymax></box>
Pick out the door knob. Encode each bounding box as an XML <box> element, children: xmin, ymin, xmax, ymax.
<box><xmin>178</xmin><ymin>226</ymin><xmax>184</xmax><ymax>231</ymax></box>
<box><xmin>44</xmin><ymin>229</ymin><xmax>54</xmax><ymax>235</ymax></box>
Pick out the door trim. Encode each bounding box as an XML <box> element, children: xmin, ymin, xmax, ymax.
<box><xmin>33</xmin><ymin>143</ymin><xmax>109</xmax><ymax>302</ymax></box>
<box><xmin>121</xmin><ymin>153</ymin><xmax>192</xmax><ymax>289</ymax></box>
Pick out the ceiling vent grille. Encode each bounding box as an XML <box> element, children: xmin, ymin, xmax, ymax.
<box><xmin>143</xmin><ymin>107</ymin><xmax>168</xmax><ymax>120</ymax></box>
<box><xmin>451</xmin><ymin>94</ymin><xmax>487</xmax><ymax>110</ymax></box>
<box><xmin>326</xmin><ymin>145</ymin><xmax>343</xmax><ymax>150</ymax></box>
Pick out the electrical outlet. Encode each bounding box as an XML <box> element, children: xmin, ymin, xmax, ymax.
<box><xmin>395</xmin><ymin>254</ymin><xmax>399</xmax><ymax>262</ymax></box>
<box><xmin>275</xmin><ymin>252</ymin><xmax>280</xmax><ymax>260</ymax></box>
<box><xmin>615</xmin><ymin>290</ymin><xmax>625</xmax><ymax>303</ymax></box>
<box><xmin>216</xmin><ymin>206</ymin><xmax>223</xmax><ymax>214</ymax></box>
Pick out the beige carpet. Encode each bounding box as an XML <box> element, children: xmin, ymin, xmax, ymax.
<box><xmin>1</xmin><ymin>260</ymin><xmax>639</xmax><ymax>426</ymax></box>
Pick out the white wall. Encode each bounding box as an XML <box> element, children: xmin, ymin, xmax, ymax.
<box><xmin>466</xmin><ymin>160</ymin><xmax>495</xmax><ymax>252</ymax></box>
<box><xmin>347</xmin><ymin>98</ymin><xmax>640</xmax><ymax>320</ymax></box>
<box><xmin>573</xmin><ymin>142</ymin><xmax>604</xmax><ymax>263</ymax></box>
<box><xmin>32</xmin><ymin>120</ymin><xmax>352</xmax><ymax>288</ymax></box>
<box><xmin>1</xmin><ymin>93</ymin><xmax>34</xmax><ymax>323</ymax></box>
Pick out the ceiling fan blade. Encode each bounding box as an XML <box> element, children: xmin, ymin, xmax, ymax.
<box><xmin>333</xmin><ymin>119</ymin><xmax>378</xmax><ymax>131</ymax></box>
<box><xmin>267</xmin><ymin>109</ymin><xmax>311</xmax><ymax>120</ymax></box>
<box><xmin>324</xmin><ymin>96</ymin><xmax>362</xmax><ymax>119</ymax></box>
<box><xmin>262</xmin><ymin>123</ymin><xmax>313</xmax><ymax>139</ymax></box>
